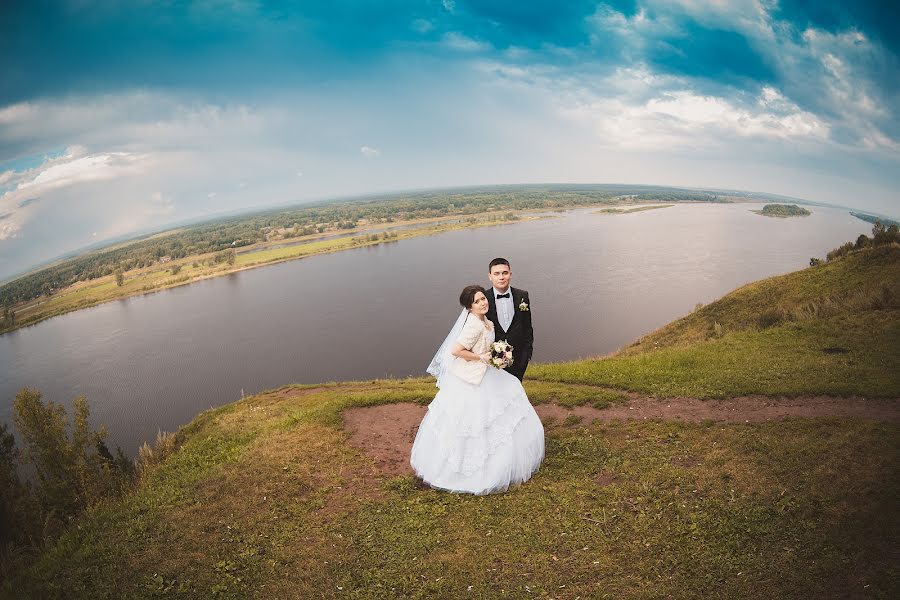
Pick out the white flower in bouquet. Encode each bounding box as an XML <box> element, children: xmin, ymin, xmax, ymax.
<box><xmin>488</xmin><ymin>340</ymin><xmax>514</xmax><ymax>369</ymax></box>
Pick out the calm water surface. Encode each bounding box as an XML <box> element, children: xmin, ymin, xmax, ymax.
<box><xmin>0</xmin><ymin>204</ymin><xmax>871</xmax><ymax>453</ymax></box>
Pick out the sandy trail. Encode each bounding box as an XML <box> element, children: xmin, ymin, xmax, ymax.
<box><xmin>342</xmin><ymin>395</ymin><xmax>900</xmax><ymax>477</ymax></box>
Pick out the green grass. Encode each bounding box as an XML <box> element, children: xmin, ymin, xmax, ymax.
<box><xmin>529</xmin><ymin>309</ymin><xmax>900</xmax><ymax>397</ymax></box>
<box><xmin>9</xmin><ymin>383</ymin><xmax>898</xmax><ymax>598</ymax></box>
<box><xmin>623</xmin><ymin>244</ymin><xmax>900</xmax><ymax>353</ymax></box>
<box><xmin>523</xmin><ymin>380</ymin><xmax>629</xmax><ymax>408</ymax></box>
<box><xmin>333</xmin><ymin>419</ymin><xmax>897</xmax><ymax>598</ymax></box>
<box><xmin>527</xmin><ymin>245</ymin><xmax>900</xmax><ymax>398</ymax></box>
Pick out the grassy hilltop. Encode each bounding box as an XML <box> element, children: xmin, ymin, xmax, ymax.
<box><xmin>5</xmin><ymin>243</ymin><xmax>899</xmax><ymax>599</ymax></box>
<box><xmin>530</xmin><ymin>243</ymin><xmax>900</xmax><ymax>398</ymax></box>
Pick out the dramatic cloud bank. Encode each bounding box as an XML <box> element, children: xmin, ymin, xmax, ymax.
<box><xmin>0</xmin><ymin>1</ymin><xmax>897</xmax><ymax>279</ymax></box>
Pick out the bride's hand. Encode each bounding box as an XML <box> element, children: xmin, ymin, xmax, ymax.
<box><xmin>480</xmin><ymin>352</ymin><xmax>491</xmax><ymax>363</ymax></box>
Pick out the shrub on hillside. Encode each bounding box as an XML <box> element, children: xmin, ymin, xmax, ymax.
<box><xmin>8</xmin><ymin>390</ymin><xmax>134</xmax><ymax>544</ymax></box>
<box><xmin>823</xmin><ymin>221</ymin><xmax>900</xmax><ymax>263</ymax></box>
<box><xmin>0</xmin><ymin>424</ymin><xmax>29</xmax><ymax>548</ymax></box>
<box><xmin>13</xmin><ymin>390</ymin><xmax>133</xmax><ymax>519</ymax></box>
<box><xmin>757</xmin><ymin>308</ymin><xmax>786</xmax><ymax>329</ymax></box>
<box><xmin>877</xmin><ymin>223</ymin><xmax>899</xmax><ymax>244</ymax></box>
<box><xmin>0</xmin><ymin>390</ymin><xmax>186</xmax><ymax>582</ymax></box>
<box><xmin>136</xmin><ymin>430</ymin><xmax>178</xmax><ymax>479</ymax></box>
<box><xmin>826</xmin><ymin>241</ymin><xmax>856</xmax><ymax>262</ymax></box>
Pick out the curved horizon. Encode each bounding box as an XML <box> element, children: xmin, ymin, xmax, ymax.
<box><xmin>2</xmin><ymin>1</ymin><xmax>898</xmax><ymax>280</ymax></box>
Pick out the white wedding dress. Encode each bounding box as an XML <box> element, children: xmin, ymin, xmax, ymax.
<box><xmin>411</xmin><ymin>316</ymin><xmax>545</xmax><ymax>495</ymax></box>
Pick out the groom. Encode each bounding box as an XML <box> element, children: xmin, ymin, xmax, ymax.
<box><xmin>486</xmin><ymin>257</ymin><xmax>533</xmax><ymax>381</ymax></box>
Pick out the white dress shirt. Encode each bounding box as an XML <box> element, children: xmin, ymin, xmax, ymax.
<box><xmin>493</xmin><ymin>287</ymin><xmax>514</xmax><ymax>332</ymax></box>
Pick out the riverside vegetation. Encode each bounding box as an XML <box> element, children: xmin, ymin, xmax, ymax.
<box><xmin>752</xmin><ymin>204</ymin><xmax>811</xmax><ymax>218</ymax></box>
<box><xmin>1</xmin><ymin>224</ymin><xmax>898</xmax><ymax>598</ymax></box>
<box><xmin>594</xmin><ymin>204</ymin><xmax>674</xmax><ymax>215</ymax></box>
<box><xmin>0</xmin><ymin>184</ymin><xmax>771</xmax><ymax>335</ymax></box>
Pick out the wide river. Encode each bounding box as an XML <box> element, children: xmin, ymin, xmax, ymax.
<box><xmin>0</xmin><ymin>203</ymin><xmax>872</xmax><ymax>453</ymax></box>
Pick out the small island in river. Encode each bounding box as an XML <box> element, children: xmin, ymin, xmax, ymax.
<box><xmin>595</xmin><ymin>204</ymin><xmax>674</xmax><ymax>215</ymax></box>
<box><xmin>753</xmin><ymin>203</ymin><xmax>811</xmax><ymax>218</ymax></box>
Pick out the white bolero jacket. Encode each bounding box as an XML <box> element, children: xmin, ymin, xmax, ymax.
<box><xmin>449</xmin><ymin>315</ymin><xmax>494</xmax><ymax>385</ymax></box>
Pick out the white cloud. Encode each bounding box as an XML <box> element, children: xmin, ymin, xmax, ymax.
<box><xmin>643</xmin><ymin>0</ymin><xmax>771</xmax><ymax>31</ymax></box>
<box><xmin>412</xmin><ymin>19</ymin><xmax>433</xmax><ymax>34</ymax></box>
<box><xmin>474</xmin><ymin>58</ymin><xmax>829</xmax><ymax>151</ymax></box>
<box><xmin>360</xmin><ymin>145</ymin><xmax>381</xmax><ymax>158</ymax></box>
<box><xmin>583</xmin><ymin>2</ymin><xmax>899</xmax><ymax>153</ymax></box>
<box><xmin>150</xmin><ymin>191</ymin><xmax>176</xmax><ymax>215</ymax></box>
<box><xmin>0</xmin><ymin>197</ymin><xmax>32</xmax><ymax>240</ymax></box>
<box><xmin>561</xmin><ymin>86</ymin><xmax>828</xmax><ymax>150</ymax></box>
<box><xmin>442</xmin><ymin>0</ymin><xmax>456</xmax><ymax>14</ymax></box>
<box><xmin>442</xmin><ymin>32</ymin><xmax>490</xmax><ymax>52</ymax></box>
<box><xmin>796</xmin><ymin>27</ymin><xmax>897</xmax><ymax>151</ymax></box>
<box><xmin>0</xmin><ymin>92</ymin><xmax>270</xmax><ymax>157</ymax></box>
<box><xmin>0</xmin><ymin>102</ymin><xmax>36</xmax><ymax>125</ymax></box>
<box><xmin>0</xmin><ymin>147</ymin><xmax>150</xmax><ymax>240</ymax></box>
<box><xmin>20</xmin><ymin>151</ymin><xmax>146</xmax><ymax>192</ymax></box>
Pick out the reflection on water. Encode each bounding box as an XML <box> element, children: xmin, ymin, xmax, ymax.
<box><xmin>0</xmin><ymin>204</ymin><xmax>871</xmax><ymax>453</ymax></box>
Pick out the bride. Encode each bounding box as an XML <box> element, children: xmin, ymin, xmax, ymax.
<box><xmin>410</xmin><ymin>285</ymin><xmax>544</xmax><ymax>495</ymax></box>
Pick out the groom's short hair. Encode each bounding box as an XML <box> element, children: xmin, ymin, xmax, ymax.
<box><xmin>489</xmin><ymin>257</ymin><xmax>510</xmax><ymax>271</ymax></box>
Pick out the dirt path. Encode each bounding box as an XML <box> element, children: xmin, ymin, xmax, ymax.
<box><xmin>342</xmin><ymin>396</ymin><xmax>900</xmax><ymax>477</ymax></box>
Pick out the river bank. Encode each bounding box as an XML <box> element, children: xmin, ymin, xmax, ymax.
<box><xmin>1</xmin><ymin>211</ymin><xmax>538</xmax><ymax>335</ymax></box>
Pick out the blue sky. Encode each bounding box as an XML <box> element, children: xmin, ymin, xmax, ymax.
<box><xmin>1</xmin><ymin>0</ymin><xmax>898</xmax><ymax>279</ymax></box>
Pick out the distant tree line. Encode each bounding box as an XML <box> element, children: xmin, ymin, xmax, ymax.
<box><xmin>850</xmin><ymin>211</ymin><xmax>899</xmax><ymax>227</ymax></box>
<box><xmin>629</xmin><ymin>192</ymin><xmax>721</xmax><ymax>202</ymax></box>
<box><xmin>0</xmin><ymin>186</ymin><xmax>728</xmax><ymax>309</ymax></box>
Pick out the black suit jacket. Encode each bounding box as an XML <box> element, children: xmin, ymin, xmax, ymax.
<box><xmin>486</xmin><ymin>286</ymin><xmax>533</xmax><ymax>380</ymax></box>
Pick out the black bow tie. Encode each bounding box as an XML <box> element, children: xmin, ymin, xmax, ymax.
<box><xmin>496</xmin><ymin>293</ymin><xmax>510</xmax><ymax>299</ymax></box>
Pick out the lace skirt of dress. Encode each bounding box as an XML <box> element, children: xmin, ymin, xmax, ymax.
<box><xmin>410</xmin><ymin>366</ymin><xmax>545</xmax><ymax>495</ymax></box>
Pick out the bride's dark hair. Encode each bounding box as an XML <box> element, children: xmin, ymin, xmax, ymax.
<box><xmin>459</xmin><ymin>284</ymin><xmax>487</xmax><ymax>309</ymax></box>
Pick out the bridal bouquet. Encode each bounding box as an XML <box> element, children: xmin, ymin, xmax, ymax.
<box><xmin>488</xmin><ymin>340</ymin><xmax>514</xmax><ymax>370</ymax></box>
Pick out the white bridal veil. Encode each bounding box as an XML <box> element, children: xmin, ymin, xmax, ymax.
<box><xmin>426</xmin><ymin>308</ymin><xmax>470</xmax><ymax>388</ymax></box>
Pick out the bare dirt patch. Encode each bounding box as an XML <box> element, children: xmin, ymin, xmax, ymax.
<box><xmin>342</xmin><ymin>396</ymin><xmax>900</xmax><ymax>477</ymax></box>
<box><xmin>594</xmin><ymin>471</ymin><xmax>619</xmax><ymax>487</ymax></box>
<box><xmin>342</xmin><ymin>403</ymin><xmax>427</xmax><ymax>477</ymax></box>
